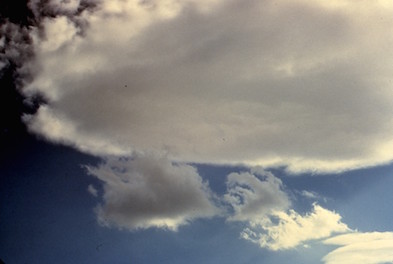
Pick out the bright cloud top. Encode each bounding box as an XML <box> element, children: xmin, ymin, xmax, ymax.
<box><xmin>22</xmin><ymin>0</ymin><xmax>393</xmax><ymax>172</ymax></box>
<box><xmin>86</xmin><ymin>155</ymin><xmax>219</xmax><ymax>230</ymax></box>
<box><xmin>223</xmin><ymin>169</ymin><xmax>350</xmax><ymax>250</ymax></box>
<box><xmin>221</xmin><ymin>168</ymin><xmax>350</xmax><ymax>251</ymax></box>
<box><xmin>323</xmin><ymin>232</ymin><xmax>393</xmax><ymax>264</ymax></box>
<box><xmin>241</xmin><ymin>204</ymin><xmax>350</xmax><ymax>250</ymax></box>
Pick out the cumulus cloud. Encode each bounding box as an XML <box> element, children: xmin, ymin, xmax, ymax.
<box><xmin>85</xmin><ymin>155</ymin><xmax>219</xmax><ymax>231</ymax></box>
<box><xmin>223</xmin><ymin>169</ymin><xmax>348</xmax><ymax>250</ymax></box>
<box><xmin>21</xmin><ymin>0</ymin><xmax>393</xmax><ymax>173</ymax></box>
<box><xmin>225</xmin><ymin>168</ymin><xmax>290</xmax><ymax>221</ymax></box>
<box><xmin>241</xmin><ymin>203</ymin><xmax>350</xmax><ymax>250</ymax></box>
<box><xmin>323</xmin><ymin>232</ymin><xmax>393</xmax><ymax>264</ymax></box>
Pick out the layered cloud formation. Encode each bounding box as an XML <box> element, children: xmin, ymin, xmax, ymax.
<box><xmin>19</xmin><ymin>0</ymin><xmax>393</xmax><ymax>173</ymax></box>
<box><xmin>323</xmin><ymin>232</ymin><xmax>393</xmax><ymax>264</ymax></box>
<box><xmin>3</xmin><ymin>0</ymin><xmax>393</xmax><ymax>260</ymax></box>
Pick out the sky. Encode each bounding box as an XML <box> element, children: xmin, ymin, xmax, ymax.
<box><xmin>1</xmin><ymin>0</ymin><xmax>393</xmax><ymax>263</ymax></box>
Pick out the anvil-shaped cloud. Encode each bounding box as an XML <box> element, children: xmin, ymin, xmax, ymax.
<box><xmin>20</xmin><ymin>0</ymin><xmax>393</xmax><ymax>173</ymax></box>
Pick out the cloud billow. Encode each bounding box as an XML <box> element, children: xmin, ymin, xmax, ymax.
<box><xmin>223</xmin><ymin>169</ymin><xmax>349</xmax><ymax>250</ymax></box>
<box><xmin>86</xmin><ymin>155</ymin><xmax>219</xmax><ymax>230</ymax></box>
<box><xmin>224</xmin><ymin>168</ymin><xmax>290</xmax><ymax>221</ymax></box>
<box><xmin>20</xmin><ymin>0</ymin><xmax>393</xmax><ymax>173</ymax></box>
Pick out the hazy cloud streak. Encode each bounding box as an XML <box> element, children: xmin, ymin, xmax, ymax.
<box><xmin>323</xmin><ymin>232</ymin><xmax>393</xmax><ymax>264</ymax></box>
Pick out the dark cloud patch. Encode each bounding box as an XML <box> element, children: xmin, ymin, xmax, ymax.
<box><xmin>0</xmin><ymin>23</ymin><xmax>37</xmax><ymax>151</ymax></box>
<box><xmin>28</xmin><ymin>0</ymin><xmax>98</xmax><ymax>37</ymax></box>
<box><xmin>86</xmin><ymin>155</ymin><xmax>220</xmax><ymax>230</ymax></box>
<box><xmin>0</xmin><ymin>0</ymin><xmax>97</xmax><ymax>153</ymax></box>
<box><xmin>0</xmin><ymin>0</ymin><xmax>35</xmax><ymax>26</ymax></box>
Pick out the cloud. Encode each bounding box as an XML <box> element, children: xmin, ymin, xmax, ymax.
<box><xmin>87</xmin><ymin>184</ymin><xmax>98</xmax><ymax>197</ymax></box>
<box><xmin>300</xmin><ymin>190</ymin><xmax>319</xmax><ymax>200</ymax></box>
<box><xmin>0</xmin><ymin>22</ymin><xmax>34</xmax><ymax>76</ymax></box>
<box><xmin>85</xmin><ymin>155</ymin><xmax>219</xmax><ymax>231</ymax></box>
<box><xmin>223</xmin><ymin>169</ymin><xmax>348</xmax><ymax>250</ymax></box>
<box><xmin>225</xmin><ymin>168</ymin><xmax>290</xmax><ymax>221</ymax></box>
<box><xmin>20</xmin><ymin>0</ymin><xmax>393</xmax><ymax>173</ymax></box>
<box><xmin>241</xmin><ymin>203</ymin><xmax>350</xmax><ymax>250</ymax></box>
<box><xmin>298</xmin><ymin>190</ymin><xmax>327</xmax><ymax>202</ymax></box>
<box><xmin>323</xmin><ymin>232</ymin><xmax>393</xmax><ymax>264</ymax></box>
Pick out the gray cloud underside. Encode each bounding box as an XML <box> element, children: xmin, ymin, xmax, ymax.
<box><xmin>86</xmin><ymin>156</ymin><xmax>292</xmax><ymax>231</ymax></box>
<box><xmin>225</xmin><ymin>168</ymin><xmax>290</xmax><ymax>221</ymax></box>
<box><xmin>86</xmin><ymin>155</ymin><xmax>219</xmax><ymax>230</ymax></box>
<box><xmin>23</xmin><ymin>0</ymin><xmax>393</xmax><ymax>172</ymax></box>
<box><xmin>85</xmin><ymin>154</ymin><xmax>393</xmax><ymax>260</ymax></box>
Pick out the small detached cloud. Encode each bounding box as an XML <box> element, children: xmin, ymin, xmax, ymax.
<box><xmin>300</xmin><ymin>190</ymin><xmax>319</xmax><ymax>200</ymax></box>
<box><xmin>223</xmin><ymin>169</ymin><xmax>349</xmax><ymax>250</ymax></box>
<box><xmin>85</xmin><ymin>155</ymin><xmax>219</xmax><ymax>231</ymax></box>
<box><xmin>297</xmin><ymin>190</ymin><xmax>327</xmax><ymax>203</ymax></box>
<box><xmin>323</xmin><ymin>232</ymin><xmax>393</xmax><ymax>264</ymax></box>
<box><xmin>225</xmin><ymin>168</ymin><xmax>290</xmax><ymax>222</ymax></box>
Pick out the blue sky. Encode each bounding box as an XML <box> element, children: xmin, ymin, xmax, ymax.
<box><xmin>2</xmin><ymin>0</ymin><xmax>393</xmax><ymax>263</ymax></box>
<box><xmin>2</xmin><ymin>137</ymin><xmax>393</xmax><ymax>263</ymax></box>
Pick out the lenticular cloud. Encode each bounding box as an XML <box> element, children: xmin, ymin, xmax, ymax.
<box><xmin>20</xmin><ymin>0</ymin><xmax>393</xmax><ymax>173</ymax></box>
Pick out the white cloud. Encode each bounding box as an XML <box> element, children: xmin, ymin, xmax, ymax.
<box><xmin>300</xmin><ymin>190</ymin><xmax>319</xmax><ymax>199</ymax></box>
<box><xmin>47</xmin><ymin>0</ymin><xmax>81</xmax><ymax>14</ymax></box>
<box><xmin>298</xmin><ymin>190</ymin><xmax>326</xmax><ymax>202</ymax></box>
<box><xmin>85</xmin><ymin>155</ymin><xmax>219</xmax><ymax>231</ymax></box>
<box><xmin>225</xmin><ymin>168</ymin><xmax>290</xmax><ymax>221</ymax></box>
<box><xmin>22</xmin><ymin>0</ymin><xmax>393</xmax><ymax>173</ymax></box>
<box><xmin>241</xmin><ymin>204</ymin><xmax>350</xmax><ymax>250</ymax></box>
<box><xmin>39</xmin><ymin>16</ymin><xmax>79</xmax><ymax>53</ymax></box>
<box><xmin>223</xmin><ymin>169</ymin><xmax>348</xmax><ymax>250</ymax></box>
<box><xmin>323</xmin><ymin>232</ymin><xmax>393</xmax><ymax>264</ymax></box>
<box><xmin>23</xmin><ymin>106</ymin><xmax>129</xmax><ymax>156</ymax></box>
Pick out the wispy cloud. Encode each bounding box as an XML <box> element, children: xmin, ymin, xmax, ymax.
<box><xmin>297</xmin><ymin>190</ymin><xmax>327</xmax><ymax>203</ymax></box>
<box><xmin>18</xmin><ymin>0</ymin><xmax>393</xmax><ymax>173</ymax></box>
<box><xmin>323</xmin><ymin>232</ymin><xmax>393</xmax><ymax>264</ymax></box>
<box><xmin>300</xmin><ymin>190</ymin><xmax>319</xmax><ymax>199</ymax></box>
